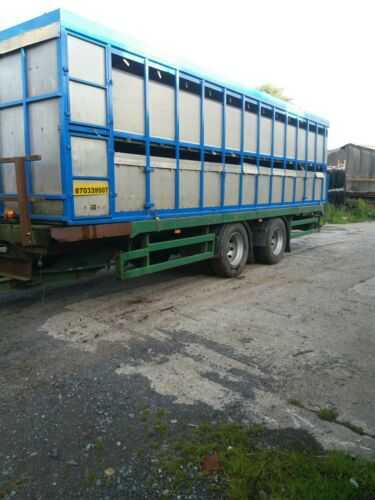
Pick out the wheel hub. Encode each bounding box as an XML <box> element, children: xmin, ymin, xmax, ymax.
<box><xmin>271</xmin><ymin>228</ymin><xmax>283</xmax><ymax>256</ymax></box>
<box><xmin>226</xmin><ymin>232</ymin><xmax>244</xmax><ymax>267</ymax></box>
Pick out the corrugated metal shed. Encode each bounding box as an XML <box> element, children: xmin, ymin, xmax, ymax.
<box><xmin>328</xmin><ymin>143</ymin><xmax>375</xmax><ymax>198</ymax></box>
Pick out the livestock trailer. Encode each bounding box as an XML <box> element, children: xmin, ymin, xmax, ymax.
<box><xmin>328</xmin><ymin>144</ymin><xmax>375</xmax><ymax>201</ymax></box>
<box><xmin>0</xmin><ymin>10</ymin><xmax>329</xmax><ymax>284</ymax></box>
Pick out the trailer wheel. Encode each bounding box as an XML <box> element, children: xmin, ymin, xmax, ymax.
<box><xmin>254</xmin><ymin>218</ymin><xmax>286</xmax><ymax>265</ymax></box>
<box><xmin>211</xmin><ymin>223</ymin><xmax>249</xmax><ymax>277</ymax></box>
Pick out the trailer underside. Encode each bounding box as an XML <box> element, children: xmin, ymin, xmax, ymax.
<box><xmin>0</xmin><ymin>204</ymin><xmax>323</xmax><ymax>286</ymax></box>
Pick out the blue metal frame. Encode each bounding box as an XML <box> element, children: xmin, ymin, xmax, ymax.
<box><xmin>0</xmin><ymin>9</ymin><xmax>329</xmax><ymax>225</ymax></box>
<box><xmin>199</xmin><ymin>80</ymin><xmax>205</xmax><ymax>209</ymax></box>
<box><xmin>221</xmin><ymin>89</ymin><xmax>227</xmax><ymax>207</ymax></box>
<box><xmin>59</xmin><ymin>27</ymin><xmax>73</xmax><ymax>222</ymax></box>
<box><xmin>174</xmin><ymin>69</ymin><xmax>180</xmax><ymax>210</ymax></box>
<box><xmin>269</xmin><ymin>107</ymin><xmax>275</xmax><ymax>204</ymax></box>
<box><xmin>281</xmin><ymin>113</ymin><xmax>288</xmax><ymax>204</ymax></box>
<box><xmin>239</xmin><ymin>97</ymin><xmax>245</xmax><ymax>206</ymax></box>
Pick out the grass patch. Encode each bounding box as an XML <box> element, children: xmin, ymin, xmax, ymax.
<box><xmin>323</xmin><ymin>199</ymin><xmax>375</xmax><ymax>224</ymax></box>
<box><xmin>159</xmin><ymin>422</ymin><xmax>375</xmax><ymax>500</ymax></box>
<box><xmin>317</xmin><ymin>407</ymin><xmax>339</xmax><ymax>422</ymax></box>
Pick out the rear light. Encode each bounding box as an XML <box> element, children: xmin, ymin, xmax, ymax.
<box><xmin>4</xmin><ymin>208</ymin><xmax>17</xmax><ymax>220</ymax></box>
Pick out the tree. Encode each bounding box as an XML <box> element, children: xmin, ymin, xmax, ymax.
<box><xmin>257</xmin><ymin>83</ymin><xmax>292</xmax><ymax>102</ymax></box>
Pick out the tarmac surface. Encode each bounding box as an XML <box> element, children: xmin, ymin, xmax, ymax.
<box><xmin>1</xmin><ymin>222</ymin><xmax>374</xmax><ymax>499</ymax></box>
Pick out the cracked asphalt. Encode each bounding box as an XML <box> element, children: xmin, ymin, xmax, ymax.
<box><xmin>0</xmin><ymin>222</ymin><xmax>374</xmax><ymax>499</ymax></box>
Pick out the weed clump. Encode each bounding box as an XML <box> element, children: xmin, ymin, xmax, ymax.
<box><xmin>323</xmin><ymin>199</ymin><xmax>375</xmax><ymax>224</ymax></box>
<box><xmin>159</xmin><ymin>422</ymin><xmax>375</xmax><ymax>500</ymax></box>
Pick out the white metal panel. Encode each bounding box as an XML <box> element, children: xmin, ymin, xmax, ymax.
<box><xmin>259</xmin><ymin>117</ymin><xmax>272</xmax><ymax>155</ymax></box>
<box><xmin>284</xmin><ymin>177</ymin><xmax>294</xmax><ymax>202</ymax></box>
<box><xmin>244</xmin><ymin>112</ymin><xmax>257</xmax><ymax>152</ymax></box>
<box><xmin>0</xmin><ymin>106</ymin><xmax>25</xmax><ymax>192</ymax></box>
<box><xmin>305</xmin><ymin>174</ymin><xmax>314</xmax><ymax>201</ymax></box>
<box><xmin>180</xmin><ymin>160</ymin><xmax>200</xmax><ymax>208</ymax></box>
<box><xmin>179</xmin><ymin>91</ymin><xmax>200</xmax><ymax>144</ymax></box>
<box><xmin>315</xmin><ymin>177</ymin><xmax>321</xmax><ymax>200</ymax></box>
<box><xmin>112</xmin><ymin>68</ymin><xmax>144</xmax><ymax>134</ymax></box>
<box><xmin>317</xmin><ymin>134</ymin><xmax>324</xmax><ymax>163</ymax></box>
<box><xmin>0</xmin><ymin>22</ymin><xmax>60</xmax><ymax>55</ymax></box>
<box><xmin>149</xmin><ymin>81</ymin><xmax>175</xmax><ymax>139</ymax></box>
<box><xmin>225</xmin><ymin>106</ymin><xmax>241</xmax><ymax>150</ymax></box>
<box><xmin>286</xmin><ymin>124</ymin><xmax>296</xmax><ymax>158</ymax></box>
<box><xmin>274</xmin><ymin>120</ymin><xmax>285</xmax><ymax>157</ymax></box>
<box><xmin>68</xmin><ymin>35</ymin><xmax>105</xmax><ymax>85</ymax></box>
<box><xmin>27</xmin><ymin>39</ymin><xmax>58</xmax><ymax>97</ymax></box>
<box><xmin>115</xmin><ymin>154</ymin><xmax>145</xmax><ymax>211</ymax></box>
<box><xmin>258</xmin><ymin>172</ymin><xmax>271</xmax><ymax>204</ymax></box>
<box><xmin>272</xmin><ymin>177</ymin><xmax>283</xmax><ymax>203</ymax></box>
<box><xmin>224</xmin><ymin>172</ymin><xmax>240</xmax><ymax>205</ymax></box>
<box><xmin>204</xmin><ymin>162</ymin><xmax>221</xmax><ymax>206</ymax></box>
<box><xmin>204</xmin><ymin>98</ymin><xmax>222</xmax><ymax>148</ymax></box>
<box><xmin>29</xmin><ymin>98</ymin><xmax>61</xmax><ymax>194</ymax></box>
<box><xmin>0</xmin><ymin>51</ymin><xmax>22</xmax><ymax>102</ymax></box>
<box><xmin>307</xmin><ymin>131</ymin><xmax>316</xmax><ymax>162</ymax></box>
<box><xmin>242</xmin><ymin>171</ymin><xmax>256</xmax><ymax>205</ymax></box>
<box><xmin>324</xmin><ymin>137</ymin><xmax>328</xmax><ymax>163</ymax></box>
<box><xmin>315</xmin><ymin>174</ymin><xmax>325</xmax><ymax>199</ymax></box>
<box><xmin>71</xmin><ymin>137</ymin><xmax>107</xmax><ymax>177</ymax></box>
<box><xmin>152</xmin><ymin>158</ymin><xmax>175</xmax><ymax>209</ymax></box>
<box><xmin>69</xmin><ymin>81</ymin><xmax>106</xmax><ymax>126</ymax></box>
<box><xmin>295</xmin><ymin>172</ymin><xmax>305</xmax><ymax>201</ymax></box>
<box><xmin>297</xmin><ymin>127</ymin><xmax>306</xmax><ymax>161</ymax></box>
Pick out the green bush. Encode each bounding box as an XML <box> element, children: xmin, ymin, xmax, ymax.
<box><xmin>323</xmin><ymin>200</ymin><xmax>375</xmax><ymax>224</ymax></box>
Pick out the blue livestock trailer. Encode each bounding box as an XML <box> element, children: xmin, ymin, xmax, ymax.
<box><xmin>0</xmin><ymin>10</ymin><xmax>329</xmax><ymax>283</ymax></box>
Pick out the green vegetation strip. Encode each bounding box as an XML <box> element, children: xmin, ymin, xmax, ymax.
<box><xmin>323</xmin><ymin>199</ymin><xmax>375</xmax><ymax>224</ymax></box>
<box><xmin>159</xmin><ymin>423</ymin><xmax>375</xmax><ymax>500</ymax></box>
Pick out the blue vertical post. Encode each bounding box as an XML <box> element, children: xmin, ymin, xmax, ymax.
<box><xmin>322</xmin><ymin>128</ymin><xmax>327</xmax><ymax>202</ymax></box>
<box><xmin>20</xmin><ymin>47</ymin><xmax>32</xmax><ymax>199</ymax></box>
<box><xmin>293</xmin><ymin>118</ymin><xmax>299</xmax><ymax>203</ymax></box>
<box><xmin>199</xmin><ymin>80</ymin><xmax>205</xmax><ymax>208</ymax></box>
<box><xmin>239</xmin><ymin>95</ymin><xmax>245</xmax><ymax>205</ymax></box>
<box><xmin>312</xmin><ymin>124</ymin><xmax>318</xmax><ymax>201</ymax></box>
<box><xmin>255</xmin><ymin>103</ymin><xmax>261</xmax><ymax>206</ymax></box>
<box><xmin>105</xmin><ymin>44</ymin><xmax>115</xmax><ymax>215</ymax></box>
<box><xmin>303</xmin><ymin>120</ymin><xmax>308</xmax><ymax>202</ymax></box>
<box><xmin>144</xmin><ymin>58</ymin><xmax>153</xmax><ymax>211</ymax></box>
<box><xmin>220</xmin><ymin>88</ymin><xmax>227</xmax><ymax>207</ymax></box>
<box><xmin>174</xmin><ymin>69</ymin><xmax>180</xmax><ymax>209</ymax></box>
<box><xmin>269</xmin><ymin>107</ymin><xmax>275</xmax><ymax>204</ymax></box>
<box><xmin>59</xmin><ymin>29</ymin><xmax>73</xmax><ymax>221</ymax></box>
<box><xmin>281</xmin><ymin>113</ymin><xmax>288</xmax><ymax>203</ymax></box>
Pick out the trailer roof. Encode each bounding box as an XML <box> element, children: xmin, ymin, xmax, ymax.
<box><xmin>0</xmin><ymin>9</ymin><xmax>329</xmax><ymax>127</ymax></box>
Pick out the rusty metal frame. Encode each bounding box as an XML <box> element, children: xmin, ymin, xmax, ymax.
<box><xmin>50</xmin><ymin>222</ymin><xmax>132</xmax><ymax>242</ymax></box>
<box><xmin>0</xmin><ymin>155</ymin><xmax>41</xmax><ymax>246</ymax></box>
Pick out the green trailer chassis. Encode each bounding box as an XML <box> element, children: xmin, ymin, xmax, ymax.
<box><xmin>0</xmin><ymin>205</ymin><xmax>323</xmax><ymax>285</ymax></box>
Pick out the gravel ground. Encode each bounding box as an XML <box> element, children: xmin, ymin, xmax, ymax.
<box><xmin>0</xmin><ymin>222</ymin><xmax>374</xmax><ymax>499</ymax></box>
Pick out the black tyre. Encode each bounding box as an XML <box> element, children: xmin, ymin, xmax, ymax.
<box><xmin>211</xmin><ymin>223</ymin><xmax>249</xmax><ymax>278</ymax></box>
<box><xmin>254</xmin><ymin>218</ymin><xmax>287</xmax><ymax>265</ymax></box>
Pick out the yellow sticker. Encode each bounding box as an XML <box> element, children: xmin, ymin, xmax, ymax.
<box><xmin>73</xmin><ymin>181</ymin><xmax>109</xmax><ymax>196</ymax></box>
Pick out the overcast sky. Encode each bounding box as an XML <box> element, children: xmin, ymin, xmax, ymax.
<box><xmin>1</xmin><ymin>0</ymin><xmax>373</xmax><ymax>149</ymax></box>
